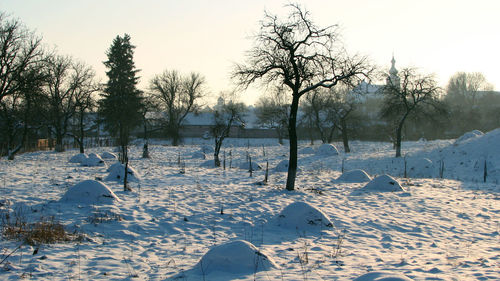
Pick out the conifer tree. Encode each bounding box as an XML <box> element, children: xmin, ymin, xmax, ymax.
<box><xmin>99</xmin><ymin>34</ymin><xmax>143</xmax><ymax>190</ymax></box>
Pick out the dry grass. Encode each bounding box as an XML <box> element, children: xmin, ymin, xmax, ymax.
<box><xmin>2</xmin><ymin>209</ymin><xmax>76</xmax><ymax>245</ymax></box>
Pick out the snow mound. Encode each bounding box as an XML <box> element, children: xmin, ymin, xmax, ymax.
<box><xmin>406</xmin><ymin>157</ymin><xmax>434</xmax><ymax>178</ymax></box>
<box><xmin>191</xmin><ymin>151</ymin><xmax>206</xmax><ymax>159</ymax></box>
<box><xmin>353</xmin><ymin>271</ymin><xmax>413</xmax><ymax>281</ymax></box>
<box><xmin>200</xmin><ymin>159</ymin><xmax>217</xmax><ymax>168</ymax></box>
<box><xmin>81</xmin><ymin>153</ymin><xmax>105</xmax><ymax>167</ymax></box>
<box><xmin>69</xmin><ymin>153</ymin><xmax>88</xmax><ymax>163</ymax></box>
<box><xmin>359</xmin><ymin>175</ymin><xmax>405</xmax><ymax>192</ymax></box>
<box><xmin>101</xmin><ymin>151</ymin><xmax>117</xmax><ymax>159</ymax></box>
<box><xmin>200</xmin><ymin>145</ymin><xmax>214</xmax><ymax>154</ymax></box>
<box><xmin>276</xmin><ymin>201</ymin><xmax>333</xmax><ymax>229</ymax></box>
<box><xmin>238</xmin><ymin>160</ymin><xmax>262</xmax><ymax>170</ymax></box>
<box><xmin>299</xmin><ymin>146</ymin><xmax>315</xmax><ymax>154</ymax></box>
<box><xmin>193</xmin><ymin>240</ymin><xmax>277</xmax><ymax>274</ymax></box>
<box><xmin>454</xmin><ymin>129</ymin><xmax>484</xmax><ymax>146</ymax></box>
<box><xmin>274</xmin><ymin>159</ymin><xmax>301</xmax><ymax>172</ymax></box>
<box><xmin>60</xmin><ymin>180</ymin><xmax>119</xmax><ymax>204</ymax></box>
<box><xmin>105</xmin><ymin>162</ymin><xmax>140</xmax><ymax>182</ymax></box>
<box><xmin>336</xmin><ymin>169</ymin><xmax>372</xmax><ymax>182</ymax></box>
<box><xmin>315</xmin><ymin>143</ymin><xmax>339</xmax><ymax>156</ymax></box>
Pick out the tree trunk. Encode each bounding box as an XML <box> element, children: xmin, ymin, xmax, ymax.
<box><xmin>55</xmin><ymin>130</ymin><xmax>65</xmax><ymax>152</ymax></box>
<box><xmin>79</xmin><ymin>112</ymin><xmax>85</xmax><ymax>153</ymax></box>
<box><xmin>214</xmin><ymin>138</ymin><xmax>222</xmax><ymax>167</ymax></box>
<box><xmin>285</xmin><ymin>95</ymin><xmax>300</xmax><ymax>191</ymax></box>
<box><xmin>395</xmin><ymin>118</ymin><xmax>405</xmax><ymax>158</ymax></box>
<box><xmin>276</xmin><ymin>127</ymin><xmax>283</xmax><ymax>145</ymax></box>
<box><xmin>340</xmin><ymin>118</ymin><xmax>350</xmax><ymax>153</ymax></box>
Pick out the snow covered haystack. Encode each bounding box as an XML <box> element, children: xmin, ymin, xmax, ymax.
<box><xmin>335</xmin><ymin>169</ymin><xmax>371</xmax><ymax>183</ymax></box>
<box><xmin>406</xmin><ymin>157</ymin><xmax>434</xmax><ymax>178</ymax></box>
<box><xmin>357</xmin><ymin>174</ymin><xmax>405</xmax><ymax>193</ymax></box>
<box><xmin>101</xmin><ymin>151</ymin><xmax>117</xmax><ymax>159</ymax></box>
<box><xmin>353</xmin><ymin>271</ymin><xmax>413</xmax><ymax>281</ymax></box>
<box><xmin>81</xmin><ymin>153</ymin><xmax>105</xmax><ymax>167</ymax></box>
<box><xmin>60</xmin><ymin>180</ymin><xmax>119</xmax><ymax>204</ymax></box>
<box><xmin>315</xmin><ymin>143</ymin><xmax>339</xmax><ymax>156</ymax></box>
<box><xmin>299</xmin><ymin>146</ymin><xmax>315</xmax><ymax>154</ymax></box>
<box><xmin>454</xmin><ymin>129</ymin><xmax>484</xmax><ymax>146</ymax></box>
<box><xmin>276</xmin><ymin>201</ymin><xmax>333</xmax><ymax>230</ymax></box>
<box><xmin>69</xmin><ymin>153</ymin><xmax>88</xmax><ymax>163</ymax></box>
<box><xmin>238</xmin><ymin>160</ymin><xmax>262</xmax><ymax>171</ymax></box>
<box><xmin>192</xmin><ymin>240</ymin><xmax>277</xmax><ymax>275</ymax></box>
<box><xmin>105</xmin><ymin>162</ymin><xmax>140</xmax><ymax>182</ymax></box>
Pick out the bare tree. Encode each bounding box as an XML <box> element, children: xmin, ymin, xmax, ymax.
<box><xmin>254</xmin><ymin>86</ymin><xmax>289</xmax><ymax>144</ymax></box>
<box><xmin>302</xmin><ymin>89</ymin><xmax>336</xmax><ymax>144</ymax></box>
<box><xmin>211</xmin><ymin>92</ymin><xmax>246</xmax><ymax>167</ymax></box>
<box><xmin>380</xmin><ymin>68</ymin><xmax>442</xmax><ymax>157</ymax></box>
<box><xmin>445</xmin><ymin>72</ymin><xmax>493</xmax><ymax>108</ymax></box>
<box><xmin>150</xmin><ymin>70</ymin><xmax>205</xmax><ymax>146</ymax></box>
<box><xmin>332</xmin><ymin>85</ymin><xmax>363</xmax><ymax>153</ymax></box>
<box><xmin>0</xmin><ymin>64</ymin><xmax>46</xmax><ymax>159</ymax></box>
<box><xmin>0</xmin><ymin>13</ymin><xmax>43</xmax><ymax>103</ymax></box>
<box><xmin>70</xmin><ymin>70</ymin><xmax>99</xmax><ymax>154</ymax></box>
<box><xmin>233</xmin><ymin>4</ymin><xmax>372</xmax><ymax>190</ymax></box>
<box><xmin>444</xmin><ymin>72</ymin><xmax>493</xmax><ymax>134</ymax></box>
<box><xmin>43</xmin><ymin>55</ymin><xmax>96</xmax><ymax>152</ymax></box>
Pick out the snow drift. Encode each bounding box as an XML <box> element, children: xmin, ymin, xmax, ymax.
<box><xmin>69</xmin><ymin>153</ymin><xmax>88</xmax><ymax>163</ymax></box>
<box><xmin>299</xmin><ymin>146</ymin><xmax>315</xmax><ymax>154</ymax></box>
<box><xmin>335</xmin><ymin>169</ymin><xmax>372</xmax><ymax>183</ymax></box>
<box><xmin>193</xmin><ymin>240</ymin><xmax>277</xmax><ymax>274</ymax></box>
<box><xmin>274</xmin><ymin>159</ymin><xmax>299</xmax><ymax>172</ymax></box>
<box><xmin>453</xmin><ymin>129</ymin><xmax>484</xmax><ymax>146</ymax></box>
<box><xmin>315</xmin><ymin>143</ymin><xmax>339</xmax><ymax>156</ymax></box>
<box><xmin>406</xmin><ymin>157</ymin><xmax>434</xmax><ymax>178</ymax></box>
<box><xmin>101</xmin><ymin>151</ymin><xmax>117</xmax><ymax>159</ymax></box>
<box><xmin>81</xmin><ymin>153</ymin><xmax>105</xmax><ymax>167</ymax></box>
<box><xmin>60</xmin><ymin>180</ymin><xmax>119</xmax><ymax>204</ymax></box>
<box><xmin>105</xmin><ymin>162</ymin><xmax>140</xmax><ymax>182</ymax></box>
<box><xmin>276</xmin><ymin>201</ymin><xmax>333</xmax><ymax>230</ymax></box>
<box><xmin>357</xmin><ymin>174</ymin><xmax>405</xmax><ymax>193</ymax></box>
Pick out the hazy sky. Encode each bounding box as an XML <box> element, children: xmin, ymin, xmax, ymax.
<box><xmin>2</xmin><ymin>0</ymin><xmax>499</xmax><ymax>104</ymax></box>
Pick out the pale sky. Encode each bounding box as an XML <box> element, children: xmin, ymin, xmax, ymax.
<box><xmin>1</xmin><ymin>0</ymin><xmax>499</xmax><ymax>104</ymax></box>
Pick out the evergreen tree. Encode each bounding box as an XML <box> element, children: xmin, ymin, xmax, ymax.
<box><xmin>99</xmin><ymin>34</ymin><xmax>143</xmax><ymax>190</ymax></box>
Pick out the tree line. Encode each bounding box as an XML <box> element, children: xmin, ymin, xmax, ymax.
<box><xmin>1</xmin><ymin>5</ymin><xmax>498</xmax><ymax>192</ymax></box>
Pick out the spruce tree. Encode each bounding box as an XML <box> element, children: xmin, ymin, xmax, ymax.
<box><xmin>99</xmin><ymin>34</ymin><xmax>143</xmax><ymax>191</ymax></box>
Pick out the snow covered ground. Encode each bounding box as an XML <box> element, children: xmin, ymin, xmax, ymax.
<box><xmin>0</xmin><ymin>130</ymin><xmax>498</xmax><ymax>280</ymax></box>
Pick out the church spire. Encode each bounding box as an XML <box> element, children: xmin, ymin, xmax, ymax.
<box><xmin>389</xmin><ymin>54</ymin><xmax>398</xmax><ymax>76</ymax></box>
<box><xmin>386</xmin><ymin>54</ymin><xmax>400</xmax><ymax>88</ymax></box>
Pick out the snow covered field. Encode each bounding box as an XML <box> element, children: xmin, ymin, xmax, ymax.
<box><xmin>0</xmin><ymin>129</ymin><xmax>498</xmax><ymax>280</ymax></box>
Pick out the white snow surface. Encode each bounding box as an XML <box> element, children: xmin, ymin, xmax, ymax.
<box><xmin>60</xmin><ymin>179</ymin><xmax>120</xmax><ymax>204</ymax></box>
<box><xmin>0</xmin><ymin>135</ymin><xmax>499</xmax><ymax>280</ymax></box>
<box><xmin>353</xmin><ymin>271</ymin><xmax>413</xmax><ymax>281</ymax></box>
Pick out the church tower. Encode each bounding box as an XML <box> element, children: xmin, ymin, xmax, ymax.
<box><xmin>386</xmin><ymin>55</ymin><xmax>400</xmax><ymax>89</ymax></box>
